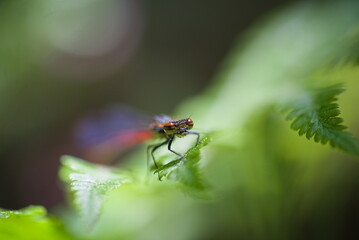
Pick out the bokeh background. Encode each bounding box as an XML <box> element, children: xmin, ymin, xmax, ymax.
<box><xmin>0</xmin><ymin>0</ymin><xmax>289</xmax><ymax>209</ymax></box>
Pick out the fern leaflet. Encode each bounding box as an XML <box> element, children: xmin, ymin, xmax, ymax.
<box><xmin>286</xmin><ymin>85</ymin><xmax>359</xmax><ymax>155</ymax></box>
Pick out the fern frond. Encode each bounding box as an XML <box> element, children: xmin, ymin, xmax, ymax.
<box><xmin>286</xmin><ymin>85</ymin><xmax>359</xmax><ymax>155</ymax></box>
<box><xmin>59</xmin><ymin>156</ymin><xmax>130</xmax><ymax>228</ymax></box>
<box><xmin>154</xmin><ymin>136</ymin><xmax>211</xmax><ymax>193</ymax></box>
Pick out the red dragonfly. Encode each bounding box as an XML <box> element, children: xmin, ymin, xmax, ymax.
<box><xmin>75</xmin><ymin>106</ymin><xmax>200</xmax><ymax>169</ymax></box>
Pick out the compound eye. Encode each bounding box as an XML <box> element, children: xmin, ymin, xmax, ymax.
<box><xmin>186</xmin><ymin>118</ymin><xmax>194</xmax><ymax>127</ymax></box>
<box><xmin>164</xmin><ymin>122</ymin><xmax>176</xmax><ymax>131</ymax></box>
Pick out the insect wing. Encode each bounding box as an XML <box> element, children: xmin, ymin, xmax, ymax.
<box><xmin>152</xmin><ymin>114</ymin><xmax>173</xmax><ymax>124</ymax></box>
<box><xmin>74</xmin><ymin>106</ymin><xmax>152</xmax><ymax>162</ymax></box>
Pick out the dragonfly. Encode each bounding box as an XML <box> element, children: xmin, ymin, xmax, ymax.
<box><xmin>147</xmin><ymin>114</ymin><xmax>200</xmax><ymax>169</ymax></box>
<box><xmin>75</xmin><ymin>106</ymin><xmax>200</xmax><ymax>171</ymax></box>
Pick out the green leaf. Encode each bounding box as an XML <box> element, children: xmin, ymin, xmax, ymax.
<box><xmin>0</xmin><ymin>206</ymin><xmax>71</xmax><ymax>240</ymax></box>
<box><xmin>59</xmin><ymin>156</ymin><xmax>131</xmax><ymax>228</ymax></box>
<box><xmin>154</xmin><ymin>136</ymin><xmax>211</xmax><ymax>193</ymax></box>
<box><xmin>286</xmin><ymin>85</ymin><xmax>359</xmax><ymax>155</ymax></box>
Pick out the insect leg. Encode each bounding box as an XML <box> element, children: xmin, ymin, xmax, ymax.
<box><xmin>147</xmin><ymin>139</ymin><xmax>169</xmax><ymax>170</ymax></box>
<box><xmin>167</xmin><ymin>136</ymin><xmax>186</xmax><ymax>160</ymax></box>
<box><xmin>186</xmin><ymin>131</ymin><xmax>200</xmax><ymax>146</ymax></box>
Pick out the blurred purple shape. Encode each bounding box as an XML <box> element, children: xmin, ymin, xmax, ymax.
<box><xmin>75</xmin><ymin>105</ymin><xmax>151</xmax><ymax>148</ymax></box>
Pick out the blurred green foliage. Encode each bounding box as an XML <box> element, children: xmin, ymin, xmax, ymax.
<box><xmin>0</xmin><ymin>206</ymin><xmax>72</xmax><ymax>240</ymax></box>
<box><xmin>2</xmin><ymin>0</ymin><xmax>359</xmax><ymax>240</ymax></box>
